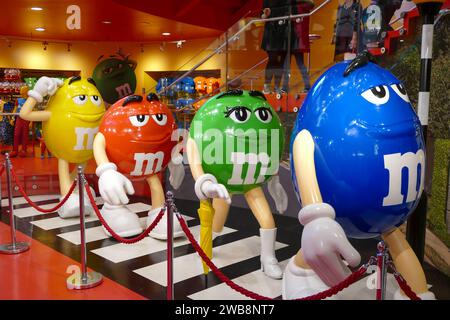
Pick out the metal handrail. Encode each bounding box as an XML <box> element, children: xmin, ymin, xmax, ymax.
<box><xmin>159</xmin><ymin>0</ymin><xmax>331</xmax><ymax>94</ymax></box>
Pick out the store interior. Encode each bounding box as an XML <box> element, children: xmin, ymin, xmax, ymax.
<box><xmin>0</xmin><ymin>0</ymin><xmax>449</xmax><ymax>300</ymax></box>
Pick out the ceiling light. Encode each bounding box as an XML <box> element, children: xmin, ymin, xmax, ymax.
<box><xmin>102</xmin><ymin>21</ymin><xmax>112</xmax><ymax>24</ymax></box>
<box><xmin>35</xmin><ymin>27</ymin><xmax>45</xmax><ymax>32</ymax></box>
<box><xmin>162</xmin><ymin>32</ymin><xmax>171</xmax><ymax>36</ymax></box>
<box><xmin>31</xmin><ymin>7</ymin><xmax>43</xmax><ymax>11</ymax></box>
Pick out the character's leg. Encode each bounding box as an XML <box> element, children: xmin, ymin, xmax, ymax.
<box><xmin>382</xmin><ymin>228</ymin><xmax>435</xmax><ymax>300</ymax></box>
<box><xmin>58</xmin><ymin>158</ymin><xmax>72</xmax><ymax>196</ymax></box>
<box><xmin>212</xmin><ymin>197</ymin><xmax>232</xmax><ymax>234</ymax></box>
<box><xmin>57</xmin><ymin>160</ymin><xmax>92</xmax><ymax>218</ymax></box>
<box><xmin>244</xmin><ymin>187</ymin><xmax>282</xmax><ymax>279</ymax></box>
<box><xmin>146</xmin><ymin>174</ymin><xmax>184</xmax><ymax>240</ymax></box>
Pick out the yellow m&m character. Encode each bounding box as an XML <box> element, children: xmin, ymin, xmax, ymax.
<box><xmin>20</xmin><ymin>76</ymin><xmax>106</xmax><ymax>218</ymax></box>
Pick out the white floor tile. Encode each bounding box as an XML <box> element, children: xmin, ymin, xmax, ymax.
<box><xmin>133</xmin><ymin>236</ymin><xmax>288</xmax><ymax>286</ymax></box>
<box><xmin>58</xmin><ymin>215</ymin><xmax>193</xmax><ymax>245</ymax></box>
<box><xmin>13</xmin><ymin>196</ymin><xmax>104</xmax><ymax>218</ymax></box>
<box><xmin>91</xmin><ymin>223</ymin><xmax>231</xmax><ymax>263</ymax></box>
<box><xmin>1</xmin><ymin>194</ymin><xmax>60</xmax><ymax>207</ymax></box>
<box><xmin>188</xmin><ymin>259</ymin><xmax>289</xmax><ymax>300</ymax></box>
<box><xmin>31</xmin><ymin>214</ymin><xmax>99</xmax><ymax>230</ymax></box>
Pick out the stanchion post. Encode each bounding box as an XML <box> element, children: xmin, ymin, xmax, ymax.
<box><xmin>376</xmin><ymin>241</ymin><xmax>388</xmax><ymax>300</ymax></box>
<box><xmin>166</xmin><ymin>191</ymin><xmax>174</xmax><ymax>300</ymax></box>
<box><xmin>78</xmin><ymin>166</ymin><xmax>88</xmax><ymax>281</ymax></box>
<box><xmin>407</xmin><ymin>0</ymin><xmax>446</xmax><ymax>264</ymax></box>
<box><xmin>0</xmin><ymin>153</ymin><xmax>30</xmax><ymax>254</ymax></box>
<box><xmin>66</xmin><ymin>166</ymin><xmax>103</xmax><ymax>289</ymax></box>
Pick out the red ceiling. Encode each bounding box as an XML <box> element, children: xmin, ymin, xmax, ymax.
<box><xmin>112</xmin><ymin>0</ymin><xmax>262</xmax><ymax>32</ymax></box>
<box><xmin>0</xmin><ymin>0</ymin><xmax>261</xmax><ymax>42</ymax></box>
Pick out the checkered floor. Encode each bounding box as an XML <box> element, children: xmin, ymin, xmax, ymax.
<box><xmin>1</xmin><ymin>194</ymin><xmax>447</xmax><ymax>300</ymax></box>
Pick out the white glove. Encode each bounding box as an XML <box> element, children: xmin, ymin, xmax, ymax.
<box><xmin>299</xmin><ymin>203</ymin><xmax>361</xmax><ymax>287</ymax></box>
<box><xmin>267</xmin><ymin>175</ymin><xmax>288</xmax><ymax>214</ymax></box>
<box><xmin>96</xmin><ymin>162</ymin><xmax>135</xmax><ymax>205</ymax></box>
<box><xmin>194</xmin><ymin>174</ymin><xmax>231</xmax><ymax>204</ymax></box>
<box><xmin>28</xmin><ymin>77</ymin><xmax>63</xmax><ymax>103</ymax></box>
<box><xmin>167</xmin><ymin>154</ymin><xmax>185</xmax><ymax>190</ymax></box>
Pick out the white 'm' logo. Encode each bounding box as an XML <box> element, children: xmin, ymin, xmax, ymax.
<box><xmin>227</xmin><ymin>152</ymin><xmax>270</xmax><ymax>185</ymax></box>
<box><xmin>130</xmin><ymin>152</ymin><xmax>164</xmax><ymax>176</ymax></box>
<box><xmin>73</xmin><ymin>127</ymin><xmax>98</xmax><ymax>151</ymax></box>
<box><xmin>115</xmin><ymin>83</ymin><xmax>132</xmax><ymax>99</ymax></box>
<box><xmin>382</xmin><ymin>149</ymin><xmax>425</xmax><ymax>206</ymax></box>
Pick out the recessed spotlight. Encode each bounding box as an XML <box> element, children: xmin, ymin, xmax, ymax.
<box><xmin>162</xmin><ymin>32</ymin><xmax>171</xmax><ymax>36</ymax></box>
<box><xmin>102</xmin><ymin>21</ymin><xmax>112</xmax><ymax>24</ymax></box>
<box><xmin>35</xmin><ymin>27</ymin><xmax>45</xmax><ymax>32</ymax></box>
<box><xmin>31</xmin><ymin>7</ymin><xmax>43</xmax><ymax>11</ymax></box>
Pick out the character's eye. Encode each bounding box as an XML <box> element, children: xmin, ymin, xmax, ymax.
<box><xmin>225</xmin><ymin>107</ymin><xmax>251</xmax><ymax>124</ymax></box>
<box><xmin>129</xmin><ymin>115</ymin><xmax>150</xmax><ymax>127</ymax></box>
<box><xmin>90</xmin><ymin>95</ymin><xmax>102</xmax><ymax>106</ymax></box>
<box><xmin>361</xmin><ymin>85</ymin><xmax>390</xmax><ymax>105</ymax></box>
<box><xmin>255</xmin><ymin>107</ymin><xmax>273</xmax><ymax>123</ymax></box>
<box><xmin>152</xmin><ymin>114</ymin><xmax>167</xmax><ymax>126</ymax></box>
<box><xmin>73</xmin><ymin>95</ymin><xmax>87</xmax><ymax>105</ymax></box>
<box><xmin>391</xmin><ymin>83</ymin><xmax>410</xmax><ymax>102</ymax></box>
<box><xmin>103</xmin><ymin>67</ymin><xmax>113</xmax><ymax>75</ymax></box>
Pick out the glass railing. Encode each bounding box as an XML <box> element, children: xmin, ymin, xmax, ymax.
<box><xmin>151</xmin><ymin>0</ymin><xmax>332</xmax><ymax>120</ymax></box>
<box><xmin>148</xmin><ymin>0</ymin><xmax>429</xmax><ymax>160</ymax></box>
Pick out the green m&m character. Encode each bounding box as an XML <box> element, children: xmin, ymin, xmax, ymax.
<box><xmin>92</xmin><ymin>53</ymin><xmax>137</xmax><ymax>104</ymax></box>
<box><xmin>187</xmin><ymin>89</ymin><xmax>288</xmax><ymax>279</ymax></box>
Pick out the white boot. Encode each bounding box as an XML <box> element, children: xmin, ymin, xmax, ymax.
<box><xmin>282</xmin><ymin>256</ymin><xmax>339</xmax><ymax>300</ymax></box>
<box><xmin>100</xmin><ymin>203</ymin><xmax>143</xmax><ymax>238</ymax></box>
<box><xmin>394</xmin><ymin>288</ymin><xmax>436</xmax><ymax>300</ymax></box>
<box><xmin>146</xmin><ymin>207</ymin><xmax>184</xmax><ymax>240</ymax></box>
<box><xmin>260</xmin><ymin>228</ymin><xmax>283</xmax><ymax>279</ymax></box>
<box><xmin>58</xmin><ymin>187</ymin><xmax>95</xmax><ymax>219</ymax></box>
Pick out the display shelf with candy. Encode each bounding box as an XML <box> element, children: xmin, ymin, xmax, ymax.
<box><xmin>0</xmin><ymin>68</ymin><xmax>27</xmax><ymax>95</ymax></box>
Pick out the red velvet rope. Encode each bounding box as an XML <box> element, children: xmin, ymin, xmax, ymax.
<box><xmin>85</xmin><ymin>183</ymin><xmax>165</xmax><ymax>244</ymax></box>
<box><xmin>11</xmin><ymin>167</ymin><xmax>77</xmax><ymax>213</ymax></box>
<box><xmin>393</xmin><ymin>273</ymin><xmax>421</xmax><ymax>300</ymax></box>
<box><xmin>176</xmin><ymin>214</ymin><xmax>368</xmax><ymax>300</ymax></box>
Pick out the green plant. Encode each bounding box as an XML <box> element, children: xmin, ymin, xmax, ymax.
<box><xmin>389</xmin><ymin>15</ymin><xmax>449</xmax><ymax>139</ymax></box>
<box><xmin>428</xmin><ymin>139</ymin><xmax>450</xmax><ymax>248</ymax></box>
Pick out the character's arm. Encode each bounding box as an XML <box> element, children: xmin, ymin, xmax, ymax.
<box><xmin>93</xmin><ymin>132</ymin><xmax>135</xmax><ymax>205</ymax></box>
<box><xmin>293</xmin><ymin>129</ymin><xmax>361</xmax><ymax>286</ymax></box>
<box><xmin>20</xmin><ymin>77</ymin><xmax>63</xmax><ymax>122</ymax></box>
<box><xmin>267</xmin><ymin>174</ymin><xmax>288</xmax><ymax>214</ymax></box>
<box><xmin>187</xmin><ymin>137</ymin><xmax>230</xmax><ymax>204</ymax></box>
<box><xmin>167</xmin><ymin>133</ymin><xmax>185</xmax><ymax>190</ymax></box>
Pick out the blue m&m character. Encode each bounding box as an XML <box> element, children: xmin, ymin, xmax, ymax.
<box><xmin>291</xmin><ymin>54</ymin><xmax>424</xmax><ymax>239</ymax></box>
<box><xmin>282</xmin><ymin>52</ymin><xmax>434</xmax><ymax>300</ymax></box>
